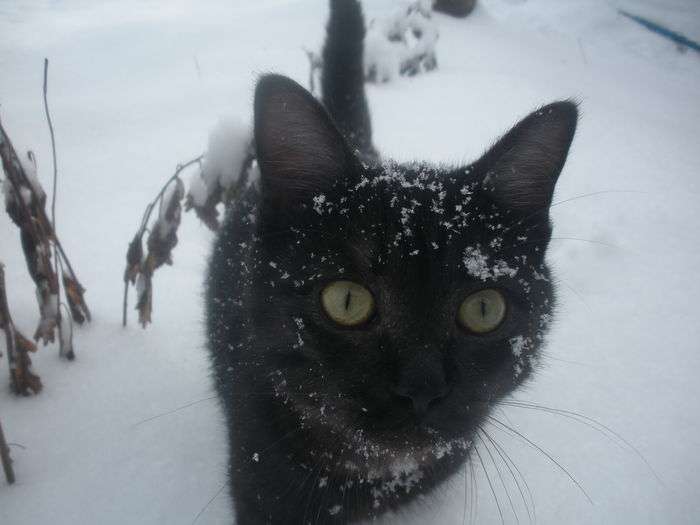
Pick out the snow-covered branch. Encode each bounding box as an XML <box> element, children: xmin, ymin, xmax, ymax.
<box><xmin>123</xmin><ymin>118</ymin><xmax>255</xmax><ymax>328</ymax></box>
<box><xmin>0</xmin><ymin>262</ymin><xmax>42</xmax><ymax>396</ymax></box>
<box><xmin>0</xmin><ymin>115</ymin><xmax>89</xmax><ymax>362</ymax></box>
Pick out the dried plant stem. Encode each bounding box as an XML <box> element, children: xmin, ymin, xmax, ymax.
<box><xmin>1</xmin><ymin>111</ymin><xmax>91</xmax><ymax>337</ymax></box>
<box><xmin>0</xmin><ymin>123</ymin><xmax>58</xmax><ymax>343</ymax></box>
<box><xmin>0</xmin><ymin>265</ymin><xmax>18</xmax><ymax>387</ymax></box>
<box><xmin>42</xmin><ymin>58</ymin><xmax>91</xmax><ymax>326</ymax></box>
<box><xmin>42</xmin><ymin>58</ymin><xmax>70</xmax><ymax>358</ymax></box>
<box><xmin>44</xmin><ymin>58</ymin><xmax>58</xmax><ymax>244</ymax></box>
<box><xmin>122</xmin><ymin>279</ymin><xmax>129</xmax><ymax>328</ymax></box>
<box><xmin>144</xmin><ymin>156</ymin><xmax>204</xmax><ymax>231</ymax></box>
<box><xmin>122</xmin><ymin>155</ymin><xmax>202</xmax><ymax>327</ymax></box>
<box><xmin>123</xmin><ymin>137</ymin><xmax>254</xmax><ymax>328</ymax></box>
<box><xmin>303</xmin><ymin>47</ymin><xmax>322</xmax><ymax>96</ymax></box>
<box><xmin>0</xmin><ymin>263</ymin><xmax>42</xmax><ymax>395</ymax></box>
<box><xmin>0</xmin><ymin>418</ymin><xmax>15</xmax><ymax>484</ymax></box>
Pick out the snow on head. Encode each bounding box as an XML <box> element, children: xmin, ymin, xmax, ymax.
<box><xmin>462</xmin><ymin>245</ymin><xmax>518</xmax><ymax>281</ymax></box>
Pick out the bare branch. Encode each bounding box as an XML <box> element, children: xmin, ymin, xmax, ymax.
<box><xmin>0</xmin><ymin>418</ymin><xmax>15</xmax><ymax>484</ymax></box>
<box><xmin>123</xmin><ymin>124</ymin><xmax>255</xmax><ymax>328</ymax></box>
<box><xmin>1</xmin><ymin>106</ymin><xmax>89</xmax><ymax>352</ymax></box>
<box><xmin>0</xmin><ymin>262</ymin><xmax>42</xmax><ymax>395</ymax></box>
<box><xmin>43</xmin><ymin>58</ymin><xmax>91</xmax><ymax>331</ymax></box>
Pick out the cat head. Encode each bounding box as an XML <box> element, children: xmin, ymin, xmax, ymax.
<box><xmin>249</xmin><ymin>74</ymin><xmax>576</xmax><ymax>468</ymax></box>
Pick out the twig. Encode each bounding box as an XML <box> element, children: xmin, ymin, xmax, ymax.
<box><xmin>1</xmin><ymin>109</ymin><xmax>91</xmax><ymax>332</ymax></box>
<box><xmin>0</xmin><ymin>263</ymin><xmax>42</xmax><ymax>395</ymax></box>
<box><xmin>42</xmin><ymin>58</ymin><xmax>91</xmax><ymax>326</ymax></box>
<box><xmin>303</xmin><ymin>48</ymin><xmax>322</xmax><ymax>96</ymax></box>
<box><xmin>0</xmin><ymin>122</ymin><xmax>58</xmax><ymax>343</ymax></box>
<box><xmin>122</xmin><ymin>277</ymin><xmax>129</xmax><ymax>328</ymax></box>
<box><xmin>42</xmin><ymin>58</ymin><xmax>73</xmax><ymax>359</ymax></box>
<box><xmin>143</xmin><ymin>156</ymin><xmax>204</xmax><ymax>235</ymax></box>
<box><xmin>0</xmin><ymin>418</ymin><xmax>15</xmax><ymax>484</ymax></box>
<box><xmin>44</xmin><ymin>58</ymin><xmax>58</xmax><ymax>243</ymax></box>
<box><xmin>122</xmin><ymin>156</ymin><xmax>202</xmax><ymax>327</ymax></box>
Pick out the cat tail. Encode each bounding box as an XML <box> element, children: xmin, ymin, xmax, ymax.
<box><xmin>322</xmin><ymin>0</ymin><xmax>377</xmax><ymax>161</ymax></box>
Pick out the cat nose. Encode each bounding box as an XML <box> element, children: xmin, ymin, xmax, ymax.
<box><xmin>393</xmin><ymin>352</ymin><xmax>451</xmax><ymax>418</ymax></box>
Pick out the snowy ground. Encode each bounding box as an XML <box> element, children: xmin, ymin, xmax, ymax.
<box><xmin>1</xmin><ymin>1</ymin><xmax>699</xmax><ymax>523</ymax></box>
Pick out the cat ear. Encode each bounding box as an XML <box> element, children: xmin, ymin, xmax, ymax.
<box><xmin>254</xmin><ymin>74</ymin><xmax>350</xmax><ymax>212</ymax></box>
<box><xmin>478</xmin><ymin>101</ymin><xmax>578</xmax><ymax>215</ymax></box>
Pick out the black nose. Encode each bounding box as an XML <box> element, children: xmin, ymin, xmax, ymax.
<box><xmin>393</xmin><ymin>352</ymin><xmax>451</xmax><ymax>418</ymax></box>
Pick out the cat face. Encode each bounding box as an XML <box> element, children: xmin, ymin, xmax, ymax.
<box><xmin>222</xmin><ymin>74</ymin><xmax>576</xmax><ymax>475</ymax></box>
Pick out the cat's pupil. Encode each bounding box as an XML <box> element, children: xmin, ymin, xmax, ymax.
<box><xmin>480</xmin><ymin>299</ymin><xmax>487</xmax><ymax>318</ymax></box>
<box><xmin>345</xmin><ymin>290</ymin><xmax>352</xmax><ymax>311</ymax></box>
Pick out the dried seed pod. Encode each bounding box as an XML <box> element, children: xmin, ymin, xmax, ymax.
<box><xmin>12</xmin><ymin>338</ymin><xmax>43</xmax><ymax>395</ymax></box>
<box><xmin>135</xmin><ymin>271</ymin><xmax>153</xmax><ymax>328</ymax></box>
<box><xmin>147</xmin><ymin>177</ymin><xmax>184</xmax><ymax>269</ymax></box>
<box><xmin>124</xmin><ymin>233</ymin><xmax>144</xmax><ymax>284</ymax></box>
<box><xmin>0</xmin><ymin>262</ymin><xmax>42</xmax><ymax>396</ymax></box>
<box><xmin>33</xmin><ymin>282</ymin><xmax>59</xmax><ymax>345</ymax></box>
<box><xmin>63</xmin><ymin>269</ymin><xmax>90</xmax><ymax>324</ymax></box>
<box><xmin>185</xmin><ymin>185</ymin><xmax>223</xmax><ymax>232</ymax></box>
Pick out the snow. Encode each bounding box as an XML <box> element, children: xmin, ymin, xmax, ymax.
<box><xmin>156</xmin><ymin>177</ymin><xmax>184</xmax><ymax>240</ymax></box>
<box><xmin>189</xmin><ymin>116</ymin><xmax>251</xmax><ymax>207</ymax></box>
<box><xmin>463</xmin><ymin>245</ymin><xmax>518</xmax><ymax>281</ymax></box>
<box><xmin>364</xmin><ymin>25</ymin><xmax>403</xmax><ymax>83</ymax></box>
<box><xmin>2</xmin><ymin>1</ymin><xmax>700</xmax><ymax>524</ymax></box>
<box><xmin>364</xmin><ymin>1</ymin><xmax>439</xmax><ymax>82</ymax></box>
<box><xmin>2</xmin><ymin>151</ymin><xmax>46</xmax><ymax>209</ymax></box>
<box><xmin>18</xmin><ymin>152</ymin><xmax>46</xmax><ymax>205</ymax></box>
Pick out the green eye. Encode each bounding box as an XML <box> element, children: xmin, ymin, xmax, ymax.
<box><xmin>321</xmin><ymin>281</ymin><xmax>375</xmax><ymax>327</ymax></box>
<box><xmin>458</xmin><ymin>289</ymin><xmax>506</xmax><ymax>334</ymax></box>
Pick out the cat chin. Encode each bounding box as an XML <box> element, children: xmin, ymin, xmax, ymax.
<box><xmin>322</xmin><ymin>427</ymin><xmax>473</xmax><ymax>502</ymax></box>
<box><xmin>280</xmin><ymin>393</ymin><xmax>472</xmax><ymax>478</ymax></box>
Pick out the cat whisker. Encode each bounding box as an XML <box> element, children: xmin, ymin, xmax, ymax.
<box><xmin>550</xmin><ymin>190</ymin><xmax>648</xmax><ymax>209</ymax></box>
<box><xmin>191</xmin><ymin>482</ymin><xmax>226</xmax><ymax>525</ymax></box>
<box><xmin>486</xmin><ymin>415</ymin><xmax>593</xmax><ymax>504</ymax></box>
<box><xmin>496</xmin><ymin>407</ymin><xmax>517</xmax><ymax>431</ymax></box>
<box><xmin>550</xmin><ymin>236</ymin><xmax>629</xmax><ymax>252</ymax></box>
<box><xmin>473</xmin><ymin>436</ymin><xmax>506</xmax><ymax>525</ymax></box>
<box><xmin>317</xmin><ymin>425</ymin><xmax>360</xmax><ymax>522</ymax></box>
<box><xmin>476</xmin><ymin>429</ymin><xmax>520</xmax><ymax>524</ymax></box>
<box><xmin>467</xmin><ymin>453</ymin><xmax>478</xmax><ymax>525</ymax></box>
<box><xmin>551</xmin><ymin>276</ymin><xmax>593</xmax><ymax>315</ymax></box>
<box><xmin>131</xmin><ymin>395</ymin><xmax>217</xmax><ymax>428</ymax></box>
<box><xmin>500</xmin><ymin>189</ymin><xmax>646</xmax><ymax>237</ymax></box>
<box><xmin>259</xmin><ymin>426</ymin><xmax>305</xmax><ymax>456</ymax></box>
<box><xmin>513</xmin><ymin>235</ymin><xmax>628</xmax><ymax>253</ymax></box>
<box><xmin>462</xmin><ymin>456</ymin><xmax>469</xmax><ymax>525</ymax></box>
<box><xmin>501</xmin><ymin>400</ymin><xmax>662</xmax><ymax>484</ymax></box>
<box><xmin>538</xmin><ymin>350</ymin><xmax>595</xmax><ymax>368</ymax></box>
<box><xmin>299</xmin><ymin>417</ymin><xmax>358</xmax><ymax>524</ymax></box>
<box><xmin>480</xmin><ymin>427</ymin><xmax>535</xmax><ymax>525</ymax></box>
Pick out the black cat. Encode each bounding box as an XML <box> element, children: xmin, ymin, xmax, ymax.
<box><xmin>207</xmin><ymin>1</ymin><xmax>577</xmax><ymax>523</ymax></box>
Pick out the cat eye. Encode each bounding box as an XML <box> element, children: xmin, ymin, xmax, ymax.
<box><xmin>458</xmin><ymin>289</ymin><xmax>506</xmax><ymax>334</ymax></box>
<box><xmin>321</xmin><ymin>280</ymin><xmax>375</xmax><ymax>327</ymax></box>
